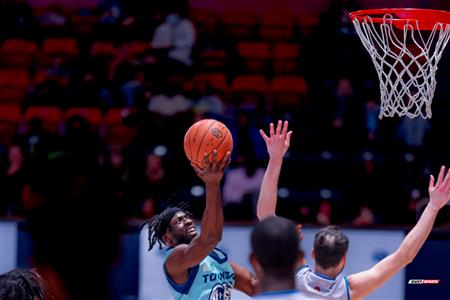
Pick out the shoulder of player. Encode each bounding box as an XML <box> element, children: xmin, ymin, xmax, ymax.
<box><xmin>165</xmin><ymin>244</ymin><xmax>189</xmax><ymax>263</ymax></box>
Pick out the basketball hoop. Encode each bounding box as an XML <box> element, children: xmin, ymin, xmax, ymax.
<box><xmin>350</xmin><ymin>8</ymin><xmax>450</xmax><ymax>118</ymax></box>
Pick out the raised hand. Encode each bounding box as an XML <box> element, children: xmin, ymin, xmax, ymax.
<box><xmin>259</xmin><ymin>120</ymin><xmax>292</xmax><ymax>161</ymax></box>
<box><xmin>428</xmin><ymin>166</ymin><xmax>450</xmax><ymax>210</ymax></box>
<box><xmin>192</xmin><ymin>150</ymin><xmax>231</xmax><ymax>184</ymax></box>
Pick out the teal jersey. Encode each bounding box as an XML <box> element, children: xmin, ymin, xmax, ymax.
<box><xmin>163</xmin><ymin>248</ymin><xmax>235</xmax><ymax>300</ymax></box>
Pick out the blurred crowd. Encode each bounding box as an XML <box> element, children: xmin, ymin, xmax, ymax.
<box><xmin>0</xmin><ymin>0</ymin><xmax>449</xmax><ymax>227</ymax></box>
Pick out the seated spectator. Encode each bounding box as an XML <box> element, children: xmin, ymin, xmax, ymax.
<box><xmin>396</xmin><ymin>116</ymin><xmax>430</xmax><ymax>152</ymax></box>
<box><xmin>2</xmin><ymin>145</ymin><xmax>26</xmax><ymax>216</ymax></box>
<box><xmin>0</xmin><ymin>0</ymin><xmax>40</xmax><ymax>39</ymax></box>
<box><xmin>38</xmin><ymin>5</ymin><xmax>69</xmax><ymax>36</ymax></box>
<box><xmin>106</xmin><ymin>43</ymin><xmax>142</xmax><ymax>107</ymax></box>
<box><xmin>223</xmin><ymin>154</ymin><xmax>265</xmax><ymax>220</ymax></box>
<box><xmin>23</xmin><ymin>152</ymin><xmax>123</xmax><ymax>300</ymax></box>
<box><xmin>148</xmin><ymin>80</ymin><xmax>193</xmax><ymax>117</ymax></box>
<box><xmin>15</xmin><ymin>119</ymin><xmax>57</xmax><ymax>159</ymax></box>
<box><xmin>151</xmin><ymin>5</ymin><xmax>196</xmax><ymax>78</ymax></box>
<box><xmin>69</xmin><ymin>71</ymin><xmax>109</xmax><ymax>110</ymax></box>
<box><xmin>62</xmin><ymin>116</ymin><xmax>102</xmax><ymax>167</ymax></box>
<box><xmin>364</xmin><ymin>98</ymin><xmax>380</xmax><ymax>142</ymax></box>
<box><xmin>192</xmin><ymin>82</ymin><xmax>227</xmax><ymax>119</ymax></box>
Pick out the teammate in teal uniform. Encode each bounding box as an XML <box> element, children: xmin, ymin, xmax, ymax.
<box><xmin>145</xmin><ymin>150</ymin><xmax>256</xmax><ymax>299</ymax></box>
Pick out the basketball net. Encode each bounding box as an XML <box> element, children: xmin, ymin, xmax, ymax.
<box><xmin>352</xmin><ymin>13</ymin><xmax>450</xmax><ymax>118</ymax></box>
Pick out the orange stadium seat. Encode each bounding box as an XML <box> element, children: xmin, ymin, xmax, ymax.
<box><xmin>192</xmin><ymin>73</ymin><xmax>229</xmax><ymax>95</ymax></box>
<box><xmin>221</xmin><ymin>11</ymin><xmax>258</xmax><ymax>41</ymax></box>
<box><xmin>260</xmin><ymin>13</ymin><xmax>295</xmax><ymax>42</ymax></box>
<box><xmin>270</xmin><ymin>75</ymin><xmax>308</xmax><ymax>111</ymax></box>
<box><xmin>237</xmin><ymin>42</ymin><xmax>271</xmax><ymax>73</ymax></box>
<box><xmin>24</xmin><ymin>106</ymin><xmax>62</xmax><ymax>133</ymax></box>
<box><xmin>0</xmin><ymin>70</ymin><xmax>30</xmax><ymax>104</ymax></box>
<box><xmin>39</xmin><ymin>38</ymin><xmax>79</xmax><ymax>67</ymax></box>
<box><xmin>190</xmin><ymin>9</ymin><xmax>218</xmax><ymax>38</ymax></box>
<box><xmin>64</xmin><ymin>107</ymin><xmax>103</xmax><ymax>128</ymax></box>
<box><xmin>0</xmin><ymin>104</ymin><xmax>22</xmax><ymax>143</ymax></box>
<box><xmin>0</xmin><ymin>39</ymin><xmax>37</xmax><ymax>68</ymax></box>
<box><xmin>272</xmin><ymin>43</ymin><xmax>300</xmax><ymax>74</ymax></box>
<box><xmin>126</xmin><ymin>41</ymin><xmax>151</xmax><ymax>55</ymax></box>
<box><xmin>231</xmin><ymin>75</ymin><xmax>269</xmax><ymax>108</ymax></box>
<box><xmin>71</xmin><ymin>15</ymin><xmax>99</xmax><ymax>36</ymax></box>
<box><xmin>90</xmin><ymin>41</ymin><xmax>117</xmax><ymax>57</ymax></box>
<box><xmin>103</xmin><ymin>108</ymin><xmax>137</xmax><ymax>147</ymax></box>
<box><xmin>297</xmin><ymin>13</ymin><xmax>320</xmax><ymax>39</ymax></box>
<box><xmin>41</xmin><ymin>38</ymin><xmax>79</xmax><ymax>56</ymax></box>
<box><xmin>198</xmin><ymin>49</ymin><xmax>227</xmax><ymax>72</ymax></box>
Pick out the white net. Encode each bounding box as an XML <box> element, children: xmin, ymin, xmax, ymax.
<box><xmin>352</xmin><ymin>14</ymin><xmax>450</xmax><ymax>118</ymax></box>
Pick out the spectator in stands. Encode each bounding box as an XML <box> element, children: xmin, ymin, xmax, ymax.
<box><xmin>23</xmin><ymin>151</ymin><xmax>123</xmax><ymax>300</ymax></box>
<box><xmin>229</xmin><ymin>110</ymin><xmax>267</xmax><ymax>161</ymax></box>
<box><xmin>151</xmin><ymin>4</ymin><xmax>196</xmax><ymax>78</ymax></box>
<box><xmin>24</xmin><ymin>56</ymin><xmax>72</xmax><ymax>108</ymax></box>
<box><xmin>328</xmin><ymin>78</ymin><xmax>365</xmax><ymax>151</ymax></box>
<box><xmin>38</xmin><ymin>5</ymin><xmax>69</xmax><ymax>37</ymax></box>
<box><xmin>62</xmin><ymin>115</ymin><xmax>102</xmax><ymax>167</ymax></box>
<box><xmin>316</xmin><ymin>200</ymin><xmax>332</xmax><ymax>225</ymax></box>
<box><xmin>397</xmin><ymin>117</ymin><xmax>430</xmax><ymax>153</ymax></box>
<box><xmin>364</xmin><ymin>98</ymin><xmax>380</xmax><ymax>142</ymax></box>
<box><xmin>148</xmin><ymin>80</ymin><xmax>193</xmax><ymax>117</ymax></box>
<box><xmin>2</xmin><ymin>145</ymin><xmax>26</xmax><ymax>216</ymax></box>
<box><xmin>137</xmin><ymin>152</ymin><xmax>170</xmax><ymax>216</ymax></box>
<box><xmin>192</xmin><ymin>81</ymin><xmax>227</xmax><ymax>119</ymax></box>
<box><xmin>69</xmin><ymin>71</ymin><xmax>108</xmax><ymax>110</ymax></box>
<box><xmin>16</xmin><ymin>118</ymin><xmax>57</xmax><ymax>159</ymax></box>
<box><xmin>0</xmin><ymin>144</ymin><xmax>10</xmax><ymax>216</ymax></box>
<box><xmin>95</xmin><ymin>0</ymin><xmax>123</xmax><ymax>40</ymax></box>
<box><xmin>223</xmin><ymin>154</ymin><xmax>265</xmax><ymax>220</ymax></box>
<box><xmin>107</xmin><ymin>43</ymin><xmax>142</xmax><ymax>106</ymax></box>
<box><xmin>0</xmin><ymin>0</ymin><xmax>40</xmax><ymax>40</ymax></box>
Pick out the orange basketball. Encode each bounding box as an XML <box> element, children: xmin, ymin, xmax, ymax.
<box><xmin>184</xmin><ymin>119</ymin><xmax>233</xmax><ymax>169</ymax></box>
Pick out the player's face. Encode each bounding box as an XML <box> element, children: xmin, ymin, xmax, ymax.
<box><xmin>169</xmin><ymin>211</ymin><xmax>197</xmax><ymax>244</ymax></box>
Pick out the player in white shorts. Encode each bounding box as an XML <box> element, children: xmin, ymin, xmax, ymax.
<box><xmin>250</xmin><ymin>216</ymin><xmax>311</xmax><ymax>300</ymax></box>
<box><xmin>256</xmin><ymin>120</ymin><xmax>450</xmax><ymax>300</ymax></box>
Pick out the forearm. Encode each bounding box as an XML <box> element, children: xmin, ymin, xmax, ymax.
<box><xmin>200</xmin><ymin>182</ymin><xmax>223</xmax><ymax>244</ymax></box>
<box><xmin>231</xmin><ymin>262</ymin><xmax>256</xmax><ymax>296</ymax></box>
<box><xmin>257</xmin><ymin>157</ymin><xmax>283</xmax><ymax>220</ymax></box>
<box><xmin>397</xmin><ymin>204</ymin><xmax>439</xmax><ymax>262</ymax></box>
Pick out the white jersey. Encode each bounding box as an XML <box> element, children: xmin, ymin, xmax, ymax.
<box><xmin>253</xmin><ymin>289</ymin><xmax>311</xmax><ymax>300</ymax></box>
<box><xmin>295</xmin><ymin>266</ymin><xmax>350</xmax><ymax>300</ymax></box>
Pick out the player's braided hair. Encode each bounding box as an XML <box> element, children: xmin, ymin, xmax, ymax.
<box><xmin>142</xmin><ymin>202</ymin><xmax>192</xmax><ymax>251</ymax></box>
<box><xmin>0</xmin><ymin>269</ymin><xmax>47</xmax><ymax>300</ymax></box>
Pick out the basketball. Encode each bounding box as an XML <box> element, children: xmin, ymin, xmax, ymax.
<box><xmin>184</xmin><ymin>119</ymin><xmax>233</xmax><ymax>168</ymax></box>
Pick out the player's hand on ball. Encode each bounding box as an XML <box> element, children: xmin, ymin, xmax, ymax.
<box><xmin>192</xmin><ymin>150</ymin><xmax>231</xmax><ymax>184</ymax></box>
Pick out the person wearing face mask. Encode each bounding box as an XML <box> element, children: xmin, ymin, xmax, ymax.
<box><xmin>151</xmin><ymin>6</ymin><xmax>196</xmax><ymax>79</ymax></box>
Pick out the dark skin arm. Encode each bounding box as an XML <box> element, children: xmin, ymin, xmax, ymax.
<box><xmin>231</xmin><ymin>261</ymin><xmax>257</xmax><ymax>296</ymax></box>
<box><xmin>165</xmin><ymin>151</ymin><xmax>230</xmax><ymax>284</ymax></box>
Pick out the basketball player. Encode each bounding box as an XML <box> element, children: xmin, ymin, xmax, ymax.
<box><xmin>250</xmin><ymin>216</ymin><xmax>309</xmax><ymax>299</ymax></box>
<box><xmin>0</xmin><ymin>268</ymin><xmax>52</xmax><ymax>300</ymax></box>
<box><xmin>145</xmin><ymin>150</ymin><xmax>256</xmax><ymax>299</ymax></box>
<box><xmin>257</xmin><ymin>120</ymin><xmax>450</xmax><ymax>300</ymax></box>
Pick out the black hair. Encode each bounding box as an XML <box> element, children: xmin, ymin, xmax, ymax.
<box><xmin>0</xmin><ymin>269</ymin><xmax>46</xmax><ymax>300</ymax></box>
<box><xmin>314</xmin><ymin>225</ymin><xmax>349</xmax><ymax>269</ymax></box>
<box><xmin>251</xmin><ymin>216</ymin><xmax>303</xmax><ymax>277</ymax></box>
<box><xmin>142</xmin><ymin>202</ymin><xmax>192</xmax><ymax>251</ymax></box>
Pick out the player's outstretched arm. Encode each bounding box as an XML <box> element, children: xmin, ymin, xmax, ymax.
<box><xmin>256</xmin><ymin>120</ymin><xmax>292</xmax><ymax>220</ymax></box>
<box><xmin>166</xmin><ymin>151</ymin><xmax>230</xmax><ymax>273</ymax></box>
<box><xmin>230</xmin><ymin>261</ymin><xmax>257</xmax><ymax>296</ymax></box>
<box><xmin>348</xmin><ymin>166</ymin><xmax>450</xmax><ymax>299</ymax></box>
